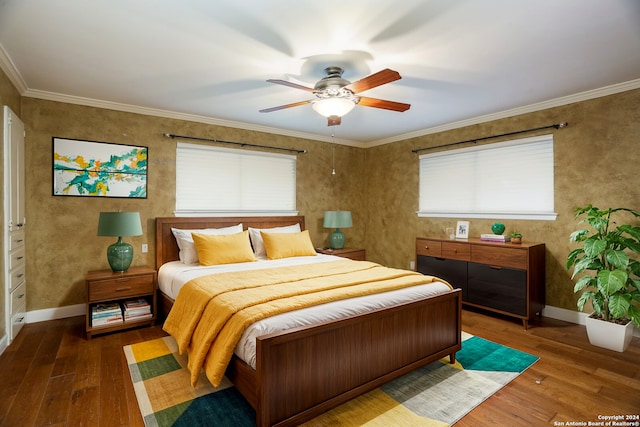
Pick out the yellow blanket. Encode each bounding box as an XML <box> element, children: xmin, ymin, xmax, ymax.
<box><xmin>163</xmin><ymin>260</ymin><xmax>451</xmax><ymax>387</ymax></box>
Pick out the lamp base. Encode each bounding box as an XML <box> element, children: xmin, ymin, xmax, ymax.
<box><xmin>106</xmin><ymin>237</ymin><xmax>133</xmax><ymax>272</ymax></box>
<box><xmin>329</xmin><ymin>228</ymin><xmax>346</xmax><ymax>249</ymax></box>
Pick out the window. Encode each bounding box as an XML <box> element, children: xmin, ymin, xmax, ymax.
<box><xmin>175</xmin><ymin>142</ymin><xmax>297</xmax><ymax>216</ymax></box>
<box><xmin>418</xmin><ymin>134</ymin><xmax>556</xmax><ymax>220</ymax></box>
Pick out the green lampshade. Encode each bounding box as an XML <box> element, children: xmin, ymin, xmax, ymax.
<box><xmin>324</xmin><ymin>211</ymin><xmax>352</xmax><ymax>249</ymax></box>
<box><xmin>97</xmin><ymin>212</ymin><xmax>143</xmax><ymax>272</ymax></box>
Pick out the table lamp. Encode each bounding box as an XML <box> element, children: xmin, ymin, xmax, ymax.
<box><xmin>97</xmin><ymin>212</ymin><xmax>143</xmax><ymax>272</ymax></box>
<box><xmin>323</xmin><ymin>210</ymin><xmax>352</xmax><ymax>249</ymax></box>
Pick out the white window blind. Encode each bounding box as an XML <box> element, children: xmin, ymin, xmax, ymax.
<box><xmin>175</xmin><ymin>142</ymin><xmax>297</xmax><ymax>216</ymax></box>
<box><xmin>418</xmin><ymin>134</ymin><xmax>557</xmax><ymax>220</ymax></box>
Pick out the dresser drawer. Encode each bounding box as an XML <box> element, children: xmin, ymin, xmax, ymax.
<box><xmin>88</xmin><ymin>274</ymin><xmax>154</xmax><ymax>302</ymax></box>
<box><xmin>11</xmin><ymin>282</ymin><xmax>27</xmax><ymax>316</ymax></box>
<box><xmin>417</xmin><ymin>255</ymin><xmax>468</xmax><ymax>299</ymax></box>
<box><xmin>10</xmin><ymin>264</ymin><xmax>25</xmax><ymax>292</ymax></box>
<box><xmin>471</xmin><ymin>245</ymin><xmax>527</xmax><ymax>270</ymax></box>
<box><xmin>442</xmin><ymin>241</ymin><xmax>470</xmax><ymax>261</ymax></box>
<box><xmin>10</xmin><ymin>230</ymin><xmax>25</xmax><ymax>251</ymax></box>
<box><xmin>468</xmin><ymin>262</ymin><xmax>527</xmax><ymax>316</ymax></box>
<box><xmin>11</xmin><ymin>310</ymin><xmax>26</xmax><ymax>341</ymax></box>
<box><xmin>9</xmin><ymin>246</ymin><xmax>25</xmax><ymax>270</ymax></box>
<box><xmin>416</xmin><ymin>239</ymin><xmax>442</xmax><ymax>257</ymax></box>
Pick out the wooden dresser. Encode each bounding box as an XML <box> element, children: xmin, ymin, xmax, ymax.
<box><xmin>416</xmin><ymin>237</ymin><xmax>545</xmax><ymax>328</ymax></box>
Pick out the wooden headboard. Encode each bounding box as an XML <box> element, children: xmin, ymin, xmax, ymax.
<box><xmin>155</xmin><ymin>216</ymin><xmax>306</xmax><ymax>267</ymax></box>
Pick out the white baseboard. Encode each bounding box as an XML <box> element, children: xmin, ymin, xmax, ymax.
<box><xmin>25</xmin><ymin>303</ymin><xmax>85</xmax><ymax>323</ymax></box>
<box><xmin>542</xmin><ymin>305</ymin><xmax>640</xmax><ymax>338</ymax></box>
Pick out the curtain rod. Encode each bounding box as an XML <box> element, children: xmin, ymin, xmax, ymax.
<box><xmin>411</xmin><ymin>122</ymin><xmax>568</xmax><ymax>154</ymax></box>
<box><xmin>163</xmin><ymin>133</ymin><xmax>307</xmax><ymax>154</ymax></box>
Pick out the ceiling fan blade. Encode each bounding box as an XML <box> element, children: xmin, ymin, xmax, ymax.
<box><xmin>358</xmin><ymin>96</ymin><xmax>410</xmax><ymax>112</ymax></box>
<box><xmin>266</xmin><ymin>79</ymin><xmax>316</xmax><ymax>93</ymax></box>
<box><xmin>346</xmin><ymin>68</ymin><xmax>401</xmax><ymax>94</ymax></box>
<box><xmin>259</xmin><ymin>100</ymin><xmax>312</xmax><ymax>113</ymax></box>
<box><xmin>327</xmin><ymin>115</ymin><xmax>342</xmax><ymax>126</ymax></box>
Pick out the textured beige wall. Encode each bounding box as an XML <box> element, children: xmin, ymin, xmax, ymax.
<box><xmin>0</xmin><ymin>66</ymin><xmax>22</xmax><ymax>334</ymax></box>
<box><xmin>9</xmin><ymin>84</ymin><xmax>640</xmax><ymax>317</ymax></box>
<box><xmin>364</xmin><ymin>89</ymin><xmax>640</xmax><ymax>312</ymax></box>
<box><xmin>21</xmin><ymin>98</ymin><xmax>366</xmax><ymax>310</ymax></box>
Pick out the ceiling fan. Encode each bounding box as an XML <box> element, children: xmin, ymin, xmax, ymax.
<box><xmin>259</xmin><ymin>66</ymin><xmax>411</xmax><ymax>126</ymax></box>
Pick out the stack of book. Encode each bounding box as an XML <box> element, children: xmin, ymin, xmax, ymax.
<box><xmin>91</xmin><ymin>302</ymin><xmax>123</xmax><ymax>326</ymax></box>
<box><xmin>123</xmin><ymin>298</ymin><xmax>152</xmax><ymax>322</ymax></box>
<box><xmin>480</xmin><ymin>233</ymin><xmax>511</xmax><ymax>242</ymax></box>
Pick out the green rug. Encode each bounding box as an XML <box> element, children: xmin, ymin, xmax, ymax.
<box><xmin>123</xmin><ymin>332</ymin><xmax>538</xmax><ymax>426</ymax></box>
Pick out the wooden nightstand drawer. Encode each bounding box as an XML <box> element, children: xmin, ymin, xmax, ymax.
<box><xmin>88</xmin><ymin>274</ymin><xmax>154</xmax><ymax>302</ymax></box>
<box><xmin>416</xmin><ymin>239</ymin><xmax>441</xmax><ymax>257</ymax></box>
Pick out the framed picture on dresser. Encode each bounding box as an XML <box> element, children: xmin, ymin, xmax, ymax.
<box><xmin>456</xmin><ymin>221</ymin><xmax>470</xmax><ymax>239</ymax></box>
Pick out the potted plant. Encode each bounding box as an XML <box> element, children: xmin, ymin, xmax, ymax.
<box><xmin>566</xmin><ymin>205</ymin><xmax>640</xmax><ymax>352</ymax></box>
<box><xmin>509</xmin><ymin>231</ymin><xmax>522</xmax><ymax>244</ymax></box>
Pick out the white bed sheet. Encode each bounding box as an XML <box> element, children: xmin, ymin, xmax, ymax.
<box><xmin>158</xmin><ymin>254</ymin><xmax>452</xmax><ymax>369</ymax></box>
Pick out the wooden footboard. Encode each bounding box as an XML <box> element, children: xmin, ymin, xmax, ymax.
<box><xmin>228</xmin><ymin>288</ymin><xmax>462</xmax><ymax>427</ymax></box>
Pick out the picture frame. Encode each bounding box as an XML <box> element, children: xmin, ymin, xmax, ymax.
<box><xmin>53</xmin><ymin>137</ymin><xmax>148</xmax><ymax>198</ymax></box>
<box><xmin>456</xmin><ymin>221</ymin><xmax>470</xmax><ymax>239</ymax></box>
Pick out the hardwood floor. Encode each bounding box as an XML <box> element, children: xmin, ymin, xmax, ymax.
<box><xmin>1</xmin><ymin>309</ymin><xmax>638</xmax><ymax>427</ymax></box>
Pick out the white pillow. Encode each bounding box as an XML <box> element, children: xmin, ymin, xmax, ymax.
<box><xmin>171</xmin><ymin>224</ymin><xmax>243</xmax><ymax>264</ymax></box>
<box><xmin>248</xmin><ymin>224</ymin><xmax>301</xmax><ymax>258</ymax></box>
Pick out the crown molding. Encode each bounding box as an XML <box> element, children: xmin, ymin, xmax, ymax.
<box><xmin>365</xmin><ymin>78</ymin><xmax>640</xmax><ymax>148</ymax></box>
<box><xmin>0</xmin><ymin>44</ymin><xmax>27</xmax><ymax>94</ymax></box>
<box><xmin>21</xmin><ymin>88</ymin><xmax>367</xmax><ymax>148</ymax></box>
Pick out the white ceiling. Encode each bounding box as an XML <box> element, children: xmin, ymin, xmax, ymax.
<box><xmin>1</xmin><ymin>0</ymin><xmax>639</xmax><ymax>146</ymax></box>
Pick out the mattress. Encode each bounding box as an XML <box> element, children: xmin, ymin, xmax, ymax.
<box><xmin>158</xmin><ymin>254</ymin><xmax>452</xmax><ymax>369</ymax></box>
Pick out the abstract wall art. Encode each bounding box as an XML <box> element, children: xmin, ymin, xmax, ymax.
<box><xmin>52</xmin><ymin>137</ymin><xmax>147</xmax><ymax>198</ymax></box>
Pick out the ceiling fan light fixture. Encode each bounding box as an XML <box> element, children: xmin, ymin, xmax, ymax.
<box><xmin>312</xmin><ymin>97</ymin><xmax>356</xmax><ymax>118</ymax></box>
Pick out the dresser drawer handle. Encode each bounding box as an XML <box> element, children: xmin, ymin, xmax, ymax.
<box><xmin>115</xmin><ymin>286</ymin><xmax>132</xmax><ymax>292</ymax></box>
<box><xmin>16</xmin><ymin>273</ymin><xmax>24</xmax><ymax>278</ymax></box>
<box><xmin>424</xmin><ymin>245</ymin><xmax>429</xmax><ymax>249</ymax></box>
<box><xmin>17</xmin><ymin>316</ymin><xmax>24</xmax><ymax>322</ymax></box>
<box><xmin>489</xmin><ymin>265</ymin><xmax>503</xmax><ymax>270</ymax></box>
<box><xmin>17</xmin><ymin>293</ymin><xmax>25</xmax><ymax>299</ymax></box>
<box><xmin>16</xmin><ymin>256</ymin><xmax>24</xmax><ymax>260</ymax></box>
<box><xmin>15</xmin><ymin>239</ymin><xmax>24</xmax><ymax>243</ymax></box>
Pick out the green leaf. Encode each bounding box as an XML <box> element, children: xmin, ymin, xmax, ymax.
<box><xmin>577</xmin><ymin>291</ymin><xmax>595</xmax><ymax>312</ymax></box>
<box><xmin>566</xmin><ymin>248</ymin><xmax>583</xmax><ymax>268</ymax></box>
<box><xmin>628</xmin><ymin>305</ymin><xmax>640</xmax><ymax>328</ymax></box>
<box><xmin>572</xmin><ymin>256</ymin><xmax>603</xmax><ymax>277</ymax></box>
<box><xmin>597</xmin><ymin>269</ymin><xmax>627</xmax><ymax>296</ymax></box>
<box><xmin>609</xmin><ymin>294</ymin><xmax>631</xmax><ymax>319</ymax></box>
<box><xmin>569</xmin><ymin>229</ymin><xmax>589</xmax><ymax>243</ymax></box>
<box><xmin>584</xmin><ymin>238</ymin><xmax>607</xmax><ymax>258</ymax></box>
<box><xmin>573</xmin><ymin>275</ymin><xmax>595</xmax><ymax>293</ymax></box>
<box><xmin>605</xmin><ymin>249</ymin><xmax>629</xmax><ymax>270</ymax></box>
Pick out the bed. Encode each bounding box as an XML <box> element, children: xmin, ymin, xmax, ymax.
<box><xmin>155</xmin><ymin>216</ymin><xmax>462</xmax><ymax>427</ymax></box>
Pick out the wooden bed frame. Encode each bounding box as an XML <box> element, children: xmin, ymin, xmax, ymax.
<box><xmin>155</xmin><ymin>216</ymin><xmax>462</xmax><ymax>427</ymax></box>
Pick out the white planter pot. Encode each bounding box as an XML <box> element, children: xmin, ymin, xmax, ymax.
<box><xmin>585</xmin><ymin>314</ymin><xmax>634</xmax><ymax>352</ymax></box>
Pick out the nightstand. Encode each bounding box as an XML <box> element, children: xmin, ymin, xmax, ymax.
<box><xmin>316</xmin><ymin>247</ymin><xmax>366</xmax><ymax>261</ymax></box>
<box><xmin>85</xmin><ymin>265</ymin><xmax>157</xmax><ymax>339</ymax></box>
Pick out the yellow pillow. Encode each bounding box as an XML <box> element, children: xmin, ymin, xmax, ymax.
<box><xmin>261</xmin><ymin>230</ymin><xmax>317</xmax><ymax>260</ymax></box>
<box><xmin>192</xmin><ymin>230</ymin><xmax>257</xmax><ymax>266</ymax></box>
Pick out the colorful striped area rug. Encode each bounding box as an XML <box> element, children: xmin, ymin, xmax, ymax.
<box><xmin>123</xmin><ymin>332</ymin><xmax>538</xmax><ymax>426</ymax></box>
